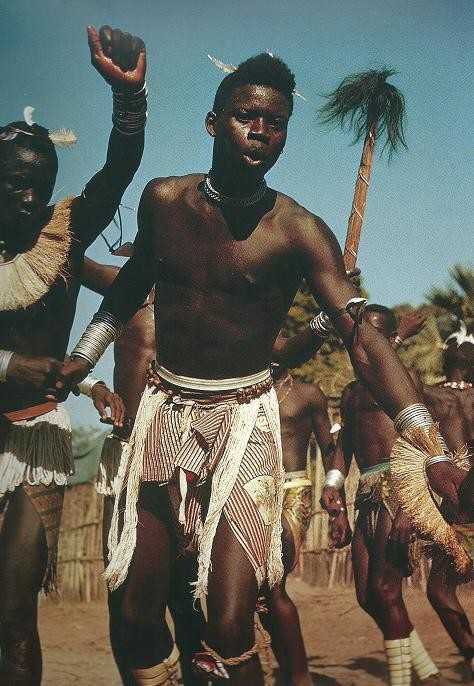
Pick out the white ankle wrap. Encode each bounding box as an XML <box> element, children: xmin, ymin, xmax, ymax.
<box><xmin>384</xmin><ymin>637</ymin><xmax>411</xmax><ymax>685</ymax></box>
<box><xmin>131</xmin><ymin>644</ymin><xmax>180</xmax><ymax>685</ymax></box>
<box><xmin>409</xmin><ymin>630</ymin><xmax>439</xmax><ymax>680</ymax></box>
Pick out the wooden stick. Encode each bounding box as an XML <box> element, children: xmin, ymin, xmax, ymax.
<box><xmin>343</xmin><ymin>124</ymin><xmax>376</xmax><ymax>271</ymax></box>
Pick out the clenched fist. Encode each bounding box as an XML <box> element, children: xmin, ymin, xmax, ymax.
<box><xmin>87</xmin><ymin>25</ymin><xmax>146</xmax><ymax>91</ymax></box>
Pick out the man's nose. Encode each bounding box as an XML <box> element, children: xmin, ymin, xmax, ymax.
<box><xmin>248</xmin><ymin>118</ymin><xmax>270</xmax><ymax>143</ymax></box>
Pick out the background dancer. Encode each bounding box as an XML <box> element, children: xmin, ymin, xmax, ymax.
<box><xmin>62</xmin><ymin>54</ymin><xmax>461</xmax><ymax>685</ymax></box>
<box><xmin>258</xmin><ymin>363</ymin><xmax>334</xmax><ymax>686</ymax></box>
<box><xmin>322</xmin><ymin>305</ymin><xmax>445</xmax><ymax>686</ymax></box>
<box><xmin>0</xmin><ymin>24</ymin><xmax>146</xmax><ymax>685</ymax></box>
<box><xmin>424</xmin><ymin>328</ymin><xmax>474</xmax><ymax>680</ymax></box>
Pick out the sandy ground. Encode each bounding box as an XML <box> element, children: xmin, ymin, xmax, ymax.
<box><xmin>39</xmin><ymin>577</ymin><xmax>474</xmax><ymax>685</ymax></box>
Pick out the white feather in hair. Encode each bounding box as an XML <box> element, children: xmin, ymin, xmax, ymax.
<box><xmin>207</xmin><ymin>53</ymin><xmax>307</xmax><ymax>101</ymax></box>
<box><xmin>23</xmin><ymin>106</ymin><xmax>35</xmax><ymax>126</ymax></box>
<box><xmin>48</xmin><ymin>128</ymin><xmax>78</xmax><ymax>148</ymax></box>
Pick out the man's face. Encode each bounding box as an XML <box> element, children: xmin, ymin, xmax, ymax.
<box><xmin>210</xmin><ymin>84</ymin><xmax>290</xmax><ymax>177</ymax></box>
<box><xmin>0</xmin><ymin>145</ymin><xmax>56</xmax><ymax>245</ymax></box>
<box><xmin>364</xmin><ymin>311</ymin><xmax>395</xmax><ymax>341</ymax></box>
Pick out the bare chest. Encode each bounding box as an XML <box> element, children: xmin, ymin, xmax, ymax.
<box><xmin>151</xmin><ymin>207</ymin><xmax>298</xmax><ymax>300</ymax></box>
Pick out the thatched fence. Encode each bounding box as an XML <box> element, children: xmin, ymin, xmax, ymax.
<box><xmin>57</xmin><ymin>483</ymin><xmax>105</xmax><ymax>602</ymax></box>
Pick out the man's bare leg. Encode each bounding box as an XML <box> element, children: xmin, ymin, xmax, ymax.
<box><xmin>353</xmin><ymin>509</ymin><xmax>414</xmax><ymax>685</ymax></box>
<box><xmin>102</xmin><ymin>496</ymin><xmax>134</xmax><ymax>686</ymax></box>
<box><xmin>369</xmin><ymin>508</ymin><xmax>413</xmax><ymax>640</ymax></box>
<box><xmin>206</xmin><ymin>516</ymin><xmax>262</xmax><ymax>685</ymax></box>
<box><xmin>427</xmin><ymin>558</ymin><xmax>474</xmax><ymax>678</ymax></box>
<box><xmin>260</xmin><ymin>519</ymin><xmax>311</xmax><ymax>686</ymax></box>
<box><xmin>0</xmin><ymin>486</ymin><xmax>48</xmax><ymax>685</ymax></box>
<box><xmin>118</xmin><ymin>483</ymin><xmax>176</xmax><ymax>681</ymax></box>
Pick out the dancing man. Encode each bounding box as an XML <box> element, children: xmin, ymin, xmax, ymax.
<box><xmin>424</xmin><ymin>327</ymin><xmax>474</xmax><ymax>680</ymax></box>
<box><xmin>322</xmin><ymin>305</ymin><xmax>446</xmax><ymax>685</ymax></box>
<box><xmin>62</xmin><ymin>54</ymin><xmax>461</xmax><ymax>685</ymax></box>
<box><xmin>258</xmin><ymin>363</ymin><xmax>334</xmax><ymax>686</ymax></box>
<box><xmin>0</xmin><ymin>25</ymin><xmax>146</xmax><ymax>684</ymax></box>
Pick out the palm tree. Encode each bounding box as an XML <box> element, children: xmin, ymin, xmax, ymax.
<box><xmin>426</xmin><ymin>264</ymin><xmax>474</xmax><ymax>335</ymax></box>
<box><xmin>319</xmin><ymin>69</ymin><xmax>406</xmax><ymax>270</ymax></box>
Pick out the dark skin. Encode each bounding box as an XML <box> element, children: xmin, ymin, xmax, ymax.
<box><xmin>1</xmin><ymin>25</ymin><xmax>145</xmax><ymax>413</ymax></box>
<box><xmin>260</xmin><ymin>369</ymin><xmax>333</xmax><ymax>686</ymax></box>
<box><xmin>425</xmin><ymin>343</ymin><xmax>474</xmax><ymax>671</ymax></box>
<box><xmin>61</xmin><ymin>82</ymin><xmax>458</xmax><ymax>684</ymax></box>
<box><xmin>82</xmin><ymin>256</ymin><xmax>206</xmax><ymax>686</ymax></box>
<box><xmin>0</xmin><ymin>25</ymin><xmax>145</xmax><ymax>686</ymax></box>
<box><xmin>322</xmin><ymin>311</ymin><xmax>424</xmax><ymax>642</ymax></box>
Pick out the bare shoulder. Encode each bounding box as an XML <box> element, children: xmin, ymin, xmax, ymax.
<box><xmin>140</xmin><ymin>174</ymin><xmax>203</xmax><ymax>207</ymax></box>
<box><xmin>275</xmin><ymin>192</ymin><xmax>340</xmax><ymax>257</ymax></box>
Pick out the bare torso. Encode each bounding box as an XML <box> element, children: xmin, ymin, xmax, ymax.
<box><xmin>0</xmin><ymin>221</ymin><xmax>83</xmax><ymax>412</ymax></box>
<box><xmin>147</xmin><ymin>175</ymin><xmax>305</xmax><ymax>378</ymax></box>
<box><xmin>276</xmin><ymin>378</ymin><xmax>330</xmax><ymax>472</ymax></box>
<box><xmin>114</xmin><ymin>297</ymin><xmax>156</xmax><ymax>419</ymax></box>
<box><xmin>344</xmin><ymin>381</ymin><xmax>399</xmax><ymax>470</ymax></box>
<box><xmin>424</xmin><ymin>384</ymin><xmax>474</xmax><ymax>454</ymax></box>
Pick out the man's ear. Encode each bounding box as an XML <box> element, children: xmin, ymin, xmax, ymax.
<box><xmin>205</xmin><ymin>111</ymin><xmax>217</xmax><ymax>137</ymax></box>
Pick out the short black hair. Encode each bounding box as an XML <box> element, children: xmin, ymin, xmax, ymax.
<box><xmin>0</xmin><ymin>121</ymin><xmax>58</xmax><ymax>174</ymax></box>
<box><xmin>213</xmin><ymin>53</ymin><xmax>295</xmax><ymax>115</ymax></box>
<box><xmin>365</xmin><ymin>304</ymin><xmax>397</xmax><ymax>334</ymax></box>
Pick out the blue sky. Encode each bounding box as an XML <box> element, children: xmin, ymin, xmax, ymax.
<box><xmin>2</xmin><ymin>0</ymin><xmax>473</xmax><ymax>425</ymax></box>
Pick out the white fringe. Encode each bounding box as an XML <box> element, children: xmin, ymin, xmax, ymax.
<box><xmin>95</xmin><ymin>434</ymin><xmax>128</xmax><ymax>496</ymax></box>
<box><xmin>261</xmin><ymin>388</ymin><xmax>285</xmax><ymax>590</ymax></box>
<box><xmin>0</xmin><ymin>405</ymin><xmax>72</xmax><ymax>499</ymax></box>
<box><xmin>105</xmin><ymin>386</ymin><xmax>168</xmax><ymax>588</ymax></box>
<box><xmin>192</xmin><ymin>399</ymin><xmax>260</xmax><ymax>601</ymax></box>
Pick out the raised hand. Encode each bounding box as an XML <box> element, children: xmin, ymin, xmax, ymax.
<box><xmin>397</xmin><ymin>309</ymin><xmax>427</xmax><ymax>342</ymax></box>
<box><xmin>87</xmin><ymin>25</ymin><xmax>146</xmax><ymax>91</ymax></box>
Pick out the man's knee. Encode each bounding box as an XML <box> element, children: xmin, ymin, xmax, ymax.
<box><xmin>427</xmin><ymin>578</ymin><xmax>454</xmax><ymax>611</ymax></box>
<box><xmin>371</xmin><ymin>577</ymin><xmax>403</xmax><ymax>608</ymax></box>
<box><xmin>210</xmin><ymin>607</ymin><xmax>255</xmax><ymax>655</ymax></box>
<box><xmin>121</xmin><ymin>593</ymin><xmax>166</xmax><ymax>630</ymax></box>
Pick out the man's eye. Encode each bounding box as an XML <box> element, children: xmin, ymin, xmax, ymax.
<box><xmin>236</xmin><ymin>111</ymin><xmax>250</xmax><ymax>121</ymax></box>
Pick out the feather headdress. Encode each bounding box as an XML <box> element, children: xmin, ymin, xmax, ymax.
<box><xmin>208</xmin><ymin>53</ymin><xmax>307</xmax><ymax>101</ymax></box>
<box><xmin>444</xmin><ymin>320</ymin><xmax>474</xmax><ymax>348</ymax></box>
<box><xmin>0</xmin><ymin>107</ymin><xmax>77</xmax><ymax>148</ymax></box>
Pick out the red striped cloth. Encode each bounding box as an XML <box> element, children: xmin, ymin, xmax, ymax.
<box><xmin>141</xmin><ymin>395</ymin><xmax>281</xmax><ymax>583</ymax></box>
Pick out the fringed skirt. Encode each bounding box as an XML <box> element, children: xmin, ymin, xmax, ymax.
<box><xmin>0</xmin><ymin>404</ymin><xmax>72</xmax><ymax>592</ymax></box>
<box><xmin>105</xmin><ymin>367</ymin><xmax>285</xmax><ymax>601</ymax></box>
<box><xmin>282</xmin><ymin>470</ymin><xmax>312</xmax><ymax>571</ymax></box>
<box><xmin>96</xmin><ymin>433</ymin><xmax>129</xmax><ymax>497</ymax></box>
<box><xmin>355</xmin><ymin>461</ymin><xmax>421</xmax><ymax>572</ymax></box>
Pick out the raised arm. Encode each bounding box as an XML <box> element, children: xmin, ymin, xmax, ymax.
<box><xmin>81</xmin><ymin>256</ymin><xmax>120</xmax><ymax>295</ymax></box>
<box><xmin>74</xmin><ymin>25</ymin><xmax>147</xmax><ymax>249</ymax></box>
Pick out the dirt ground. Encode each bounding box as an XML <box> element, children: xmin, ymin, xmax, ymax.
<box><xmin>40</xmin><ymin>577</ymin><xmax>474</xmax><ymax>685</ymax></box>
